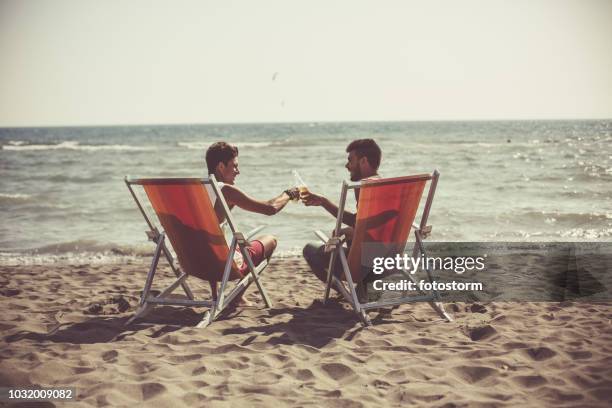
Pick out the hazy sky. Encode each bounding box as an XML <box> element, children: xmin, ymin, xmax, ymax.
<box><xmin>1</xmin><ymin>0</ymin><xmax>611</xmax><ymax>126</ymax></box>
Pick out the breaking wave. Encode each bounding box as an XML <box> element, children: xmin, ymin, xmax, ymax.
<box><xmin>2</xmin><ymin>141</ymin><xmax>154</xmax><ymax>152</ymax></box>
<box><xmin>0</xmin><ymin>239</ymin><xmax>302</xmax><ymax>265</ymax></box>
<box><xmin>177</xmin><ymin>139</ymin><xmax>304</xmax><ymax>150</ymax></box>
<box><xmin>0</xmin><ymin>193</ymin><xmax>33</xmax><ymax>204</ymax></box>
<box><xmin>504</xmin><ymin>211</ymin><xmax>612</xmax><ymax>225</ymax></box>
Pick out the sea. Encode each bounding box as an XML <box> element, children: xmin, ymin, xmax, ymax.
<box><xmin>1</xmin><ymin>120</ymin><xmax>611</xmax><ymax>264</ymax></box>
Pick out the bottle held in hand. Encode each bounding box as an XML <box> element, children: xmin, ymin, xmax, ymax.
<box><xmin>298</xmin><ymin>185</ymin><xmax>310</xmax><ymax>200</ymax></box>
<box><xmin>292</xmin><ymin>170</ymin><xmax>309</xmax><ymax>202</ymax></box>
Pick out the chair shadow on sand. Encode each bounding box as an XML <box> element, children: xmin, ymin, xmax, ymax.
<box><xmin>5</xmin><ymin>272</ymin><xmax>413</xmax><ymax>349</ymax></box>
<box><xmin>4</xmin><ymin>306</ymin><xmax>220</xmax><ymax>345</ymax></box>
<box><xmin>5</xmin><ymin>297</ymin><xmax>403</xmax><ymax>348</ymax></box>
<box><xmin>222</xmin><ymin>297</ymin><xmax>407</xmax><ymax>348</ymax></box>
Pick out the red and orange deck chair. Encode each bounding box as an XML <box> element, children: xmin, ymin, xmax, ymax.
<box><xmin>124</xmin><ymin>176</ymin><xmax>272</xmax><ymax>328</ymax></box>
<box><xmin>314</xmin><ymin>171</ymin><xmax>452</xmax><ymax>326</ymax></box>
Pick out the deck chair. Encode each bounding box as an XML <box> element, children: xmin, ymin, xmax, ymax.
<box><xmin>124</xmin><ymin>175</ymin><xmax>272</xmax><ymax>328</ymax></box>
<box><xmin>314</xmin><ymin>171</ymin><xmax>452</xmax><ymax>326</ymax></box>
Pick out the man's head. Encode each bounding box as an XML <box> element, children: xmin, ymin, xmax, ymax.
<box><xmin>205</xmin><ymin>142</ymin><xmax>240</xmax><ymax>184</ymax></box>
<box><xmin>345</xmin><ymin>139</ymin><xmax>381</xmax><ymax>181</ymax></box>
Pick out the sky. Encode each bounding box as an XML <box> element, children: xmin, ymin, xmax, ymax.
<box><xmin>1</xmin><ymin>0</ymin><xmax>611</xmax><ymax>127</ymax></box>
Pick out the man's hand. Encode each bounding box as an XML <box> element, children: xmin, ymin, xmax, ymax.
<box><xmin>284</xmin><ymin>187</ymin><xmax>300</xmax><ymax>201</ymax></box>
<box><xmin>301</xmin><ymin>191</ymin><xmax>326</xmax><ymax>206</ymax></box>
<box><xmin>302</xmin><ymin>190</ymin><xmax>355</xmax><ymax>226</ymax></box>
<box><xmin>338</xmin><ymin>226</ymin><xmax>354</xmax><ymax>242</ymax></box>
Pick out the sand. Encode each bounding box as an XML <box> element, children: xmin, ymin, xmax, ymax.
<box><xmin>1</xmin><ymin>257</ymin><xmax>611</xmax><ymax>407</ymax></box>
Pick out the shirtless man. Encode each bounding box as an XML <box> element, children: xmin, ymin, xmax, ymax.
<box><xmin>301</xmin><ymin>139</ymin><xmax>381</xmax><ymax>284</ymax></box>
<box><xmin>205</xmin><ymin>141</ymin><xmax>298</xmax><ymax>278</ymax></box>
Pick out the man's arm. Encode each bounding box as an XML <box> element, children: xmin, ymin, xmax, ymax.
<box><xmin>303</xmin><ymin>192</ymin><xmax>356</xmax><ymax>227</ymax></box>
<box><xmin>222</xmin><ymin>185</ymin><xmax>294</xmax><ymax>216</ymax></box>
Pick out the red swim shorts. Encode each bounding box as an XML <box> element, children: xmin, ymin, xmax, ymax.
<box><xmin>237</xmin><ymin>239</ymin><xmax>266</xmax><ymax>276</ymax></box>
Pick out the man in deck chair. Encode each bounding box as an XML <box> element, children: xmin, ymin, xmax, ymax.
<box><xmin>124</xmin><ymin>142</ymin><xmax>299</xmax><ymax>327</ymax></box>
<box><xmin>301</xmin><ymin>139</ymin><xmax>381</xmax><ymax>291</ymax></box>
<box><xmin>205</xmin><ymin>141</ymin><xmax>299</xmax><ymax>300</ymax></box>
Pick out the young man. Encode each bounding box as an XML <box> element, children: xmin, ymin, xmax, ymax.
<box><xmin>301</xmin><ymin>139</ymin><xmax>381</xmax><ymax>285</ymax></box>
<box><xmin>205</xmin><ymin>141</ymin><xmax>298</xmax><ymax>280</ymax></box>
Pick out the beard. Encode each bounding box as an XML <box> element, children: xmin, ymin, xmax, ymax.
<box><xmin>349</xmin><ymin>168</ymin><xmax>361</xmax><ymax>182</ymax></box>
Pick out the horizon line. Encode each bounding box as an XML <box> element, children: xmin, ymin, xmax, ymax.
<box><xmin>1</xmin><ymin>117</ymin><xmax>611</xmax><ymax>129</ymax></box>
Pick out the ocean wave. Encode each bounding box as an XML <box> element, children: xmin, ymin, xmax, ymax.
<box><xmin>0</xmin><ymin>239</ymin><xmax>305</xmax><ymax>265</ymax></box>
<box><xmin>178</xmin><ymin>141</ymin><xmax>280</xmax><ymax>150</ymax></box>
<box><xmin>177</xmin><ymin>141</ymin><xmax>210</xmax><ymax>150</ymax></box>
<box><xmin>177</xmin><ymin>139</ymin><xmax>303</xmax><ymax>150</ymax></box>
<box><xmin>1</xmin><ymin>141</ymin><xmax>154</xmax><ymax>152</ymax></box>
<box><xmin>484</xmin><ymin>229</ymin><xmax>612</xmax><ymax>241</ymax></box>
<box><xmin>28</xmin><ymin>240</ymin><xmax>150</xmax><ymax>255</ymax></box>
<box><xmin>517</xmin><ymin>211</ymin><xmax>612</xmax><ymax>225</ymax></box>
<box><xmin>0</xmin><ymin>248</ymin><xmax>304</xmax><ymax>265</ymax></box>
<box><xmin>558</xmin><ymin>228</ymin><xmax>612</xmax><ymax>239</ymax></box>
<box><xmin>0</xmin><ymin>251</ymin><xmax>144</xmax><ymax>266</ymax></box>
<box><xmin>0</xmin><ymin>240</ymin><xmax>153</xmax><ymax>265</ymax></box>
<box><xmin>0</xmin><ymin>193</ymin><xmax>33</xmax><ymax>204</ymax></box>
<box><xmin>46</xmin><ymin>174</ymin><xmax>103</xmax><ymax>184</ymax></box>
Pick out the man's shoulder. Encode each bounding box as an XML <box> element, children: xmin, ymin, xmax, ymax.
<box><xmin>220</xmin><ymin>184</ymin><xmax>250</xmax><ymax>206</ymax></box>
<box><xmin>361</xmin><ymin>174</ymin><xmax>381</xmax><ymax>181</ymax></box>
<box><xmin>219</xmin><ymin>183</ymin><xmax>238</xmax><ymax>192</ymax></box>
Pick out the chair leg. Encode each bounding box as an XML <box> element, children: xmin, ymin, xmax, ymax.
<box><xmin>413</xmin><ymin>232</ymin><xmax>453</xmax><ymax>322</ymax></box>
<box><xmin>126</xmin><ymin>234</ymin><xmax>164</xmax><ymax>326</ymax></box>
<box><xmin>161</xmin><ymin>243</ymin><xmax>195</xmax><ymax>300</ymax></box>
<box><xmin>196</xmin><ymin>310</ymin><xmax>213</xmax><ymax>328</ymax></box>
<box><xmin>360</xmin><ymin>309</ymin><xmax>371</xmax><ymax>326</ymax></box>
<box><xmin>217</xmin><ymin>238</ymin><xmax>237</xmax><ymax>309</ymax></box>
<box><xmin>139</xmin><ymin>234</ymin><xmax>164</xmax><ymax>305</ymax></box>
<box><xmin>336</xmin><ymin>249</ymin><xmax>372</xmax><ymax>326</ymax></box>
<box><xmin>430</xmin><ymin>301</ymin><xmax>453</xmax><ymax>322</ymax></box>
<box><xmin>197</xmin><ymin>239</ymin><xmax>238</xmax><ymax>329</ymax></box>
<box><xmin>323</xmin><ymin>249</ymin><xmax>338</xmax><ymax>304</ymax></box>
<box><xmin>125</xmin><ymin>304</ymin><xmax>151</xmax><ymax>326</ymax></box>
<box><xmin>338</xmin><ymin>250</ymin><xmax>361</xmax><ymax>310</ymax></box>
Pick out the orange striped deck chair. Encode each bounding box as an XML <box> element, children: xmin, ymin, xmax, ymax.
<box><xmin>124</xmin><ymin>176</ymin><xmax>272</xmax><ymax>328</ymax></box>
<box><xmin>314</xmin><ymin>171</ymin><xmax>452</xmax><ymax>326</ymax></box>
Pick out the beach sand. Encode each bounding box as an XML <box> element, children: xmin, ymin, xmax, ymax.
<box><xmin>1</xmin><ymin>257</ymin><xmax>611</xmax><ymax>407</ymax></box>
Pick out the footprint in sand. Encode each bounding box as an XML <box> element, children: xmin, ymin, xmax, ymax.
<box><xmin>141</xmin><ymin>383</ymin><xmax>166</xmax><ymax>401</ymax></box>
<box><xmin>102</xmin><ymin>350</ymin><xmax>119</xmax><ymax>362</ymax></box>
<box><xmin>320</xmin><ymin>363</ymin><xmax>356</xmax><ymax>382</ymax></box>
<box><xmin>511</xmin><ymin>375</ymin><xmax>547</xmax><ymax>388</ymax></box>
<box><xmin>452</xmin><ymin>365</ymin><xmax>497</xmax><ymax>384</ymax></box>
<box><xmin>192</xmin><ymin>366</ymin><xmax>207</xmax><ymax>375</ymax></box>
<box><xmin>294</xmin><ymin>369</ymin><xmax>314</xmax><ymax>381</ymax></box>
<box><xmin>412</xmin><ymin>337</ymin><xmax>439</xmax><ymax>346</ymax></box>
<box><xmin>566</xmin><ymin>350</ymin><xmax>592</xmax><ymax>360</ymax></box>
<box><xmin>524</xmin><ymin>347</ymin><xmax>557</xmax><ymax>361</ymax></box>
<box><xmin>372</xmin><ymin>379</ymin><xmax>391</xmax><ymax>389</ymax></box>
<box><xmin>84</xmin><ymin>295</ymin><xmax>132</xmax><ymax>315</ymax></box>
<box><xmin>464</xmin><ymin>324</ymin><xmax>497</xmax><ymax>341</ymax></box>
<box><xmin>0</xmin><ymin>288</ymin><xmax>21</xmax><ymax>297</ymax></box>
<box><xmin>470</xmin><ymin>303</ymin><xmax>487</xmax><ymax>313</ymax></box>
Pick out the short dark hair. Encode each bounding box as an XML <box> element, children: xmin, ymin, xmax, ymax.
<box><xmin>205</xmin><ymin>142</ymin><xmax>239</xmax><ymax>175</ymax></box>
<box><xmin>346</xmin><ymin>139</ymin><xmax>381</xmax><ymax>170</ymax></box>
